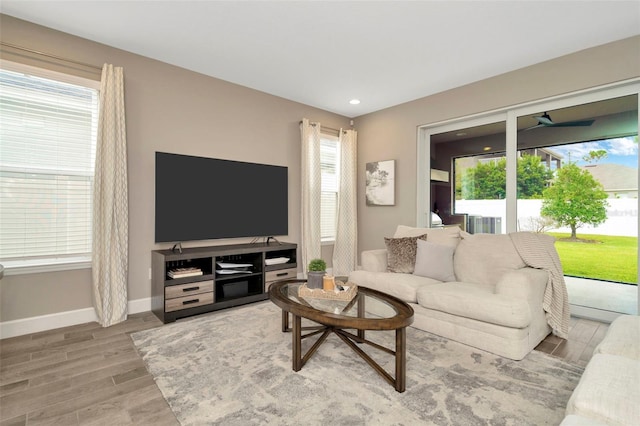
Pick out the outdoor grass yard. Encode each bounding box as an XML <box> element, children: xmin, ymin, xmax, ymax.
<box><xmin>548</xmin><ymin>232</ymin><xmax>638</xmax><ymax>284</ymax></box>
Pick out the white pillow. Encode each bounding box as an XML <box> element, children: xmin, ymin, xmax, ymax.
<box><xmin>413</xmin><ymin>239</ymin><xmax>456</xmax><ymax>282</ymax></box>
<box><xmin>454</xmin><ymin>232</ymin><xmax>525</xmax><ymax>285</ymax></box>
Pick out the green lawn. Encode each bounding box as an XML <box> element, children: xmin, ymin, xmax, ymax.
<box><xmin>548</xmin><ymin>232</ymin><xmax>638</xmax><ymax>284</ymax></box>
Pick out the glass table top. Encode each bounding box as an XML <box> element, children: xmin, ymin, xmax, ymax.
<box><xmin>277</xmin><ymin>281</ymin><xmax>399</xmax><ymax>319</ymax></box>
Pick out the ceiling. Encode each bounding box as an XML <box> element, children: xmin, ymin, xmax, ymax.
<box><xmin>1</xmin><ymin>1</ymin><xmax>639</xmax><ymax>118</ymax></box>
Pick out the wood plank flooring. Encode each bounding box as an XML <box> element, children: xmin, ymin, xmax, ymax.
<box><xmin>534</xmin><ymin>316</ymin><xmax>610</xmax><ymax>368</ymax></box>
<box><xmin>0</xmin><ymin>312</ymin><xmax>178</xmax><ymax>426</ymax></box>
<box><xmin>0</xmin><ymin>312</ymin><xmax>608</xmax><ymax>425</ymax></box>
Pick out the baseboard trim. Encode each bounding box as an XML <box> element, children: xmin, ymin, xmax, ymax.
<box><xmin>0</xmin><ymin>297</ymin><xmax>152</xmax><ymax>339</ymax></box>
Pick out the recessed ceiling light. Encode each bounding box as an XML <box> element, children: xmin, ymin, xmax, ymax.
<box><xmin>483</xmin><ymin>146</ymin><xmax>492</xmax><ymax>151</ymax></box>
<box><xmin>456</xmin><ymin>132</ymin><xmax>467</xmax><ymax>137</ymax></box>
<box><xmin>349</xmin><ymin>99</ymin><xmax>361</xmax><ymax>105</ymax></box>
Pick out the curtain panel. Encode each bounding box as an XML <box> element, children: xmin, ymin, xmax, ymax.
<box><xmin>332</xmin><ymin>129</ymin><xmax>358</xmax><ymax>276</ymax></box>
<box><xmin>300</xmin><ymin>118</ymin><xmax>322</xmax><ymax>274</ymax></box>
<box><xmin>92</xmin><ymin>64</ymin><xmax>129</xmax><ymax>327</ymax></box>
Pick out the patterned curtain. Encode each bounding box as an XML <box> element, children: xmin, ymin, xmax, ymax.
<box><xmin>332</xmin><ymin>129</ymin><xmax>358</xmax><ymax>276</ymax></box>
<box><xmin>300</xmin><ymin>118</ymin><xmax>322</xmax><ymax>274</ymax></box>
<box><xmin>92</xmin><ymin>64</ymin><xmax>129</xmax><ymax>327</ymax></box>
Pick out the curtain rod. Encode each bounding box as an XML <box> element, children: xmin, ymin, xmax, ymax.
<box><xmin>0</xmin><ymin>41</ymin><xmax>102</xmax><ymax>71</ymax></box>
<box><xmin>298</xmin><ymin>121</ymin><xmax>344</xmax><ymax>135</ymax></box>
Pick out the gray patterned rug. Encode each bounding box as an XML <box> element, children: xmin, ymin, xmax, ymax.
<box><xmin>130</xmin><ymin>302</ymin><xmax>583</xmax><ymax>425</ymax></box>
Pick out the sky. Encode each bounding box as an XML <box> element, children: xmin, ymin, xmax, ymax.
<box><xmin>550</xmin><ymin>136</ymin><xmax>638</xmax><ymax>168</ymax></box>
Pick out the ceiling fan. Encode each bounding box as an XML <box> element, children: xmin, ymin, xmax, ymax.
<box><xmin>525</xmin><ymin>112</ymin><xmax>595</xmax><ymax>130</ymax></box>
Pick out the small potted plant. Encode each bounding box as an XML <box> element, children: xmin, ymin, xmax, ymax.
<box><xmin>307</xmin><ymin>258</ymin><xmax>327</xmax><ymax>289</ymax></box>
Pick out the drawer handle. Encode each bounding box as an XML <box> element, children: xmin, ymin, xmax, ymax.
<box><xmin>276</xmin><ymin>272</ymin><xmax>288</xmax><ymax>277</ymax></box>
<box><xmin>183</xmin><ymin>286</ymin><xmax>200</xmax><ymax>292</ymax></box>
<box><xmin>182</xmin><ymin>299</ymin><xmax>200</xmax><ymax>305</ymax></box>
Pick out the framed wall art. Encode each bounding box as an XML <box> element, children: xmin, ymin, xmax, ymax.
<box><xmin>365</xmin><ymin>160</ymin><xmax>395</xmax><ymax>206</ymax></box>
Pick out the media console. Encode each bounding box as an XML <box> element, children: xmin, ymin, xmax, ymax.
<box><xmin>151</xmin><ymin>242</ymin><xmax>297</xmax><ymax>323</ymax></box>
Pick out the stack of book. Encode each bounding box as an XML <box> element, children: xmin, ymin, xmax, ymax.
<box><xmin>168</xmin><ymin>267</ymin><xmax>203</xmax><ymax>279</ymax></box>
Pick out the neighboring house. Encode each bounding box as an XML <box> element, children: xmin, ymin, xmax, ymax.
<box><xmin>582</xmin><ymin>163</ymin><xmax>639</xmax><ymax>198</ymax></box>
<box><xmin>462</xmin><ymin>147</ymin><xmax>563</xmax><ymax>169</ymax></box>
<box><xmin>520</xmin><ymin>147</ymin><xmax>563</xmax><ymax>170</ymax></box>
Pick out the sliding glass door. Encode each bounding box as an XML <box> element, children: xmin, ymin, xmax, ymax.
<box><xmin>417</xmin><ymin>82</ymin><xmax>640</xmax><ymax>320</ymax></box>
<box><xmin>515</xmin><ymin>95</ymin><xmax>638</xmax><ymax>319</ymax></box>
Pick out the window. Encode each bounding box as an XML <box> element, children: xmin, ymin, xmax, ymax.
<box><xmin>320</xmin><ymin>134</ymin><xmax>339</xmax><ymax>242</ymax></box>
<box><xmin>0</xmin><ymin>62</ymin><xmax>100</xmax><ymax>273</ymax></box>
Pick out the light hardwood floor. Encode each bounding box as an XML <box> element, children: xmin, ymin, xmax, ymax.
<box><xmin>0</xmin><ymin>311</ymin><xmax>608</xmax><ymax>425</ymax></box>
<box><xmin>0</xmin><ymin>312</ymin><xmax>177</xmax><ymax>426</ymax></box>
<box><xmin>534</xmin><ymin>315</ymin><xmax>610</xmax><ymax>368</ymax></box>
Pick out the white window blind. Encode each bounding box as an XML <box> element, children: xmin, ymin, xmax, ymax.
<box><xmin>0</xmin><ymin>64</ymin><xmax>99</xmax><ymax>270</ymax></box>
<box><xmin>320</xmin><ymin>135</ymin><xmax>339</xmax><ymax>242</ymax></box>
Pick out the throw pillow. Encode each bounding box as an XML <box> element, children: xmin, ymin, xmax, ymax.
<box><xmin>454</xmin><ymin>232</ymin><xmax>526</xmax><ymax>285</ymax></box>
<box><xmin>384</xmin><ymin>234</ymin><xmax>427</xmax><ymax>273</ymax></box>
<box><xmin>413</xmin><ymin>239</ymin><xmax>456</xmax><ymax>282</ymax></box>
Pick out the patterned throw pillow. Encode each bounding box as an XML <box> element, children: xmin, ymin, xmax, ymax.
<box><xmin>384</xmin><ymin>234</ymin><xmax>428</xmax><ymax>273</ymax></box>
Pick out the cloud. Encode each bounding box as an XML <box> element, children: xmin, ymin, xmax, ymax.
<box><xmin>607</xmin><ymin>137</ymin><xmax>638</xmax><ymax>156</ymax></box>
<box><xmin>549</xmin><ymin>137</ymin><xmax>637</xmax><ymax>163</ymax></box>
<box><xmin>551</xmin><ymin>141</ymin><xmax>606</xmax><ymax>161</ymax></box>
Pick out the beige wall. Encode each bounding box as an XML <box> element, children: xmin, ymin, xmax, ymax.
<box><xmin>0</xmin><ymin>15</ymin><xmax>350</xmax><ymax>322</ymax></box>
<box><xmin>354</xmin><ymin>36</ymin><xmax>640</xmax><ymax>255</ymax></box>
<box><xmin>1</xmin><ymin>14</ymin><xmax>638</xmax><ymax>324</ymax></box>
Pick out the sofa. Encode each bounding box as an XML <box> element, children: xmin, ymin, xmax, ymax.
<box><xmin>561</xmin><ymin>314</ymin><xmax>640</xmax><ymax>425</ymax></box>
<box><xmin>348</xmin><ymin>225</ymin><xmax>568</xmax><ymax>360</ymax></box>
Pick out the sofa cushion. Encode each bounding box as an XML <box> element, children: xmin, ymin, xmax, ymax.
<box><xmin>565</xmin><ymin>354</ymin><xmax>640</xmax><ymax>425</ymax></box>
<box><xmin>384</xmin><ymin>234</ymin><xmax>426</xmax><ymax>273</ymax></box>
<box><xmin>393</xmin><ymin>225</ymin><xmax>461</xmax><ymax>248</ymax></box>
<box><xmin>593</xmin><ymin>314</ymin><xmax>640</xmax><ymax>360</ymax></box>
<box><xmin>454</xmin><ymin>232</ymin><xmax>525</xmax><ymax>286</ymax></box>
<box><xmin>349</xmin><ymin>269</ymin><xmax>441</xmax><ymax>303</ymax></box>
<box><xmin>360</xmin><ymin>249</ymin><xmax>388</xmax><ymax>273</ymax></box>
<box><xmin>416</xmin><ymin>282</ymin><xmax>531</xmax><ymax>328</ymax></box>
<box><xmin>413</xmin><ymin>239</ymin><xmax>456</xmax><ymax>282</ymax></box>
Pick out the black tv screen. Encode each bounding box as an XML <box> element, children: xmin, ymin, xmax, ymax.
<box><xmin>155</xmin><ymin>152</ymin><xmax>288</xmax><ymax>243</ymax></box>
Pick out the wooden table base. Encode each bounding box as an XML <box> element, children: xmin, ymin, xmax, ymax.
<box><xmin>282</xmin><ymin>311</ymin><xmax>407</xmax><ymax>393</ymax></box>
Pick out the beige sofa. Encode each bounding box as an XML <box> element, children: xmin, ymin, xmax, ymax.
<box><xmin>561</xmin><ymin>314</ymin><xmax>640</xmax><ymax>426</ymax></box>
<box><xmin>349</xmin><ymin>225</ymin><xmax>555</xmax><ymax>360</ymax></box>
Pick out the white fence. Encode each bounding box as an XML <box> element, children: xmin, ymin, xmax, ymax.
<box><xmin>456</xmin><ymin>199</ymin><xmax>638</xmax><ymax>237</ymax></box>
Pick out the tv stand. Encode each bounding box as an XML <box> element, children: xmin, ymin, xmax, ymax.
<box><xmin>151</xmin><ymin>241</ymin><xmax>297</xmax><ymax>323</ymax></box>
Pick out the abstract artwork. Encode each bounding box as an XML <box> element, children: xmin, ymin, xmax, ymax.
<box><xmin>366</xmin><ymin>160</ymin><xmax>395</xmax><ymax>206</ymax></box>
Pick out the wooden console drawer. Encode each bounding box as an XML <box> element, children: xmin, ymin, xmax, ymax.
<box><xmin>165</xmin><ymin>280</ymin><xmax>214</xmax><ymax>300</ymax></box>
<box><xmin>264</xmin><ymin>268</ymin><xmax>298</xmax><ymax>282</ymax></box>
<box><xmin>266</xmin><ymin>267</ymin><xmax>297</xmax><ymax>284</ymax></box>
<box><xmin>165</xmin><ymin>291</ymin><xmax>214</xmax><ymax>312</ymax></box>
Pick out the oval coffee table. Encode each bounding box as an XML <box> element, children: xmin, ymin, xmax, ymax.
<box><xmin>268</xmin><ymin>279</ymin><xmax>414</xmax><ymax>392</ymax></box>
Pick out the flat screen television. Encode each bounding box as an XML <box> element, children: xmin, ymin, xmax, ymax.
<box><xmin>155</xmin><ymin>152</ymin><xmax>288</xmax><ymax>243</ymax></box>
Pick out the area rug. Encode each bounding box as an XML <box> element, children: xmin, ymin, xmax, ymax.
<box><xmin>130</xmin><ymin>302</ymin><xmax>583</xmax><ymax>425</ymax></box>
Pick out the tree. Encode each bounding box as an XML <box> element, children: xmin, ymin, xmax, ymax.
<box><xmin>582</xmin><ymin>149</ymin><xmax>608</xmax><ymax>164</ymax></box>
<box><xmin>541</xmin><ymin>163</ymin><xmax>609</xmax><ymax>239</ymax></box>
<box><xmin>517</xmin><ymin>154</ymin><xmax>554</xmax><ymax>199</ymax></box>
<box><xmin>458</xmin><ymin>154</ymin><xmax>552</xmax><ymax>200</ymax></box>
<box><xmin>460</xmin><ymin>158</ymin><xmax>506</xmax><ymax>199</ymax></box>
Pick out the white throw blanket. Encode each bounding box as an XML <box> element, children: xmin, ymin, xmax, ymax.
<box><xmin>510</xmin><ymin>232</ymin><xmax>570</xmax><ymax>339</ymax></box>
